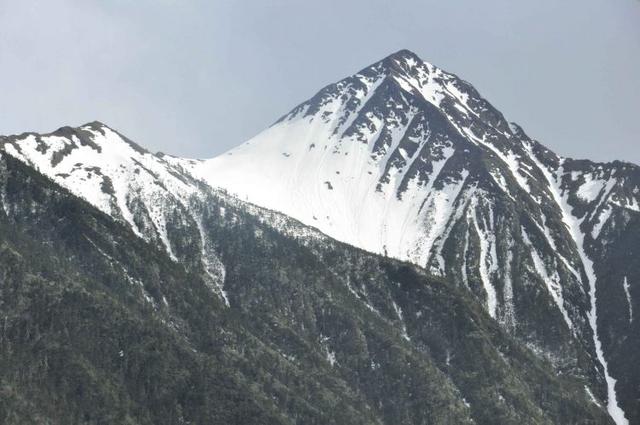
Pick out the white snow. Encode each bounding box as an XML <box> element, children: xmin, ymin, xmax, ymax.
<box><xmin>623</xmin><ymin>277</ymin><xmax>633</xmax><ymax>324</ymax></box>
<box><xmin>588</xmin><ymin>178</ymin><xmax>617</xmax><ymax>224</ymax></box>
<box><xmin>429</xmin><ymin>181</ymin><xmax>472</xmax><ymax>274</ymax></box>
<box><xmin>577</xmin><ymin>175</ymin><xmax>608</xmax><ymax>203</ymax></box>
<box><xmin>414</xmin><ymin>168</ymin><xmax>468</xmax><ymax>270</ymax></box>
<box><xmin>332</xmin><ymin>75</ymin><xmax>386</xmax><ymax>136</ymax></box>
<box><xmin>189</xmin><ymin>57</ymin><xmax>539</xmax><ymax>332</ymax></box>
<box><xmin>461</xmin><ymin>226</ymin><xmax>470</xmax><ymax>289</ymax></box>
<box><xmin>495</xmin><ymin>148</ymin><xmax>531</xmax><ymax>194</ymax></box>
<box><xmin>195</xmin><ymin>214</ymin><xmax>229</xmax><ymax>306</ymax></box>
<box><xmin>2</xmin><ymin>125</ymin><xmax>207</xmax><ymax>262</ymax></box>
<box><xmin>611</xmin><ymin>196</ymin><xmax>640</xmax><ymax>212</ymax></box>
<box><xmin>466</xmin><ymin>133</ymin><xmax>532</xmax><ymax>195</ymax></box>
<box><xmin>392</xmin><ymin>300</ymin><xmax>410</xmax><ymax>341</ymax></box>
<box><xmin>591</xmin><ymin>206</ymin><xmax>612</xmax><ymax>240</ymax></box>
<box><xmin>585</xmin><ymin>386</ymin><xmax>603</xmax><ymax>408</ymax></box>
<box><xmin>319</xmin><ymin>334</ymin><xmax>338</xmax><ymax>366</ymax></box>
<box><xmin>501</xmin><ymin>238</ymin><xmax>516</xmax><ymax>331</ymax></box>
<box><xmin>326</xmin><ymin>350</ymin><xmax>337</xmax><ymax>366</ymax></box>
<box><xmin>194</xmin><ymin>95</ymin><xmax>466</xmax><ymax>269</ymax></box>
<box><xmin>191</xmin><ymin>54</ymin><xmax>519</xmax><ymax>281</ymax></box>
<box><xmin>521</xmin><ymin>229</ymin><xmax>574</xmax><ymax>332</ymax></box>
<box><xmin>470</xmin><ymin>201</ymin><xmax>498</xmax><ymax>318</ymax></box>
<box><xmin>530</xmin><ymin>216</ymin><xmax>581</xmax><ymax>282</ymax></box>
<box><xmin>524</xmin><ymin>143</ymin><xmax>629</xmax><ymax>425</ymax></box>
<box><xmin>444</xmin><ymin>81</ymin><xmax>470</xmax><ymax>108</ymax></box>
<box><xmin>625</xmin><ymin>197</ymin><xmax>640</xmax><ymax>212</ymax></box>
<box><xmin>393</xmin><ymin>73</ymin><xmax>445</xmax><ymax>106</ymax></box>
<box><xmin>489</xmin><ymin>168</ymin><xmax>513</xmax><ymax>198</ymax></box>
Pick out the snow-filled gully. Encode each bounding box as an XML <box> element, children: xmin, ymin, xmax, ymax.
<box><xmin>525</xmin><ymin>146</ymin><xmax>628</xmax><ymax>425</ymax></box>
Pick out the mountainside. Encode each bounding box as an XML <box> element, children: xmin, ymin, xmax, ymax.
<box><xmin>192</xmin><ymin>50</ymin><xmax>640</xmax><ymax>424</ymax></box>
<box><xmin>0</xmin><ymin>49</ymin><xmax>638</xmax><ymax>424</ymax></box>
<box><xmin>0</xmin><ymin>148</ymin><xmax>610</xmax><ymax>424</ymax></box>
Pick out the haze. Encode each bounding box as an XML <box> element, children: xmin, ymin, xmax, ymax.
<box><xmin>1</xmin><ymin>0</ymin><xmax>639</xmax><ymax>164</ymax></box>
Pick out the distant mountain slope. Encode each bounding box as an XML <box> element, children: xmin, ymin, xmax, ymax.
<box><xmin>0</xmin><ymin>152</ymin><xmax>610</xmax><ymax>424</ymax></box>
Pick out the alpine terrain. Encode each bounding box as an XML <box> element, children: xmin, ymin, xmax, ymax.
<box><xmin>1</xmin><ymin>50</ymin><xmax>638</xmax><ymax>424</ymax></box>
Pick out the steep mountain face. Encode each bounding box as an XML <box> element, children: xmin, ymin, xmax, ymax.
<box><xmin>190</xmin><ymin>50</ymin><xmax>640</xmax><ymax>424</ymax></box>
<box><xmin>0</xmin><ymin>123</ymin><xmax>231</xmax><ymax>305</ymax></box>
<box><xmin>0</xmin><ymin>49</ymin><xmax>637</xmax><ymax>424</ymax></box>
<box><xmin>0</xmin><ymin>150</ymin><xmax>610</xmax><ymax>424</ymax></box>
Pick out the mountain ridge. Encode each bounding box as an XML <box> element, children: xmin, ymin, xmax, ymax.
<box><xmin>0</xmin><ymin>147</ymin><xmax>612</xmax><ymax>424</ymax></box>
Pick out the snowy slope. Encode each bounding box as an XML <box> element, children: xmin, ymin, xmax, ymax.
<box><xmin>2</xmin><ymin>123</ymin><xmax>201</xmax><ymax>257</ymax></box>
<box><xmin>0</xmin><ymin>122</ymin><xmax>232</xmax><ymax>304</ymax></box>
<box><xmin>192</xmin><ymin>50</ymin><xmax>640</xmax><ymax>425</ymax></box>
<box><xmin>194</xmin><ymin>50</ymin><xmax>487</xmax><ymax>266</ymax></box>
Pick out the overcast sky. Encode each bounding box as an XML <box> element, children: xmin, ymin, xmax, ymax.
<box><xmin>1</xmin><ymin>0</ymin><xmax>639</xmax><ymax>163</ymax></box>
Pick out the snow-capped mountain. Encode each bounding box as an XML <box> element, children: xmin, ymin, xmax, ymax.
<box><xmin>2</xmin><ymin>123</ymin><xmax>198</xmax><ymax>253</ymax></box>
<box><xmin>0</xmin><ymin>145</ymin><xmax>612</xmax><ymax>424</ymax></box>
<box><xmin>0</xmin><ymin>122</ymin><xmax>233</xmax><ymax>305</ymax></box>
<box><xmin>1</xmin><ymin>49</ymin><xmax>639</xmax><ymax>424</ymax></box>
<box><xmin>192</xmin><ymin>50</ymin><xmax>640</xmax><ymax>424</ymax></box>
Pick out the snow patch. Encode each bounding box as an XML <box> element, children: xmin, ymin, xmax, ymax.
<box><xmin>585</xmin><ymin>386</ymin><xmax>603</xmax><ymax>408</ymax></box>
<box><xmin>577</xmin><ymin>175</ymin><xmax>609</xmax><ymax>203</ymax></box>
<box><xmin>392</xmin><ymin>300</ymin><xmax>410</xmax><ymax>341</ymax></box>
<box><xmin>470</xmin><ymin>201</ymin><xmax>498</xmax><ymax>318</ymax></box>
<box><xmin>521</xmin><ymin>229</ymin><xmax>574</xmax><ymax>332</ymax></box>
<box><xmin>591</xmin><ymin>206</ymin><xmax>612</xmax><ymax>239</ymax></box>
<box><xmin>525</xmin><ymin>144</ymin><xmax>628</xmax><ymax>425</ymax></box>
<box><xmin>623</xmin><ymin>277</ymin><xmax>633</xmax><ymax>324</ymax></box>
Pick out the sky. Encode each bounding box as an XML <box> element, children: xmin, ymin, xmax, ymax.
<box><xmin>1</xmin><ymin>0</ymin><xmax>639</xmax><ymax>163</ymax></box>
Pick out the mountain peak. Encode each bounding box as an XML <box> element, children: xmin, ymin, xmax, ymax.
<box><xmin>383</xmin><ymin>48</ymin><xmax>422</xmax><ymax>63</ymax></box>
<box><xmin>81</xmin><ymin>120</ymin><xmax>112</xmax><ymax>131</ymax></box>
<box><xmin>374</xmin><ymin>49</ymin><xmax>437</xmax><ymax>79</ymax></box>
